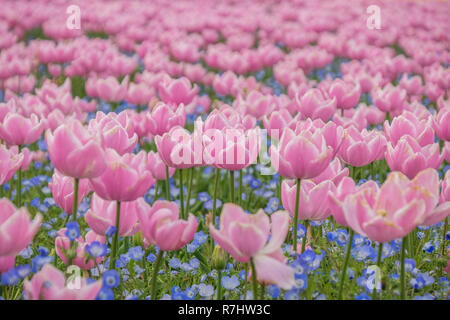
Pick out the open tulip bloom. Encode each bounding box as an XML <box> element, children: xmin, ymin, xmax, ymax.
<box><xmin>0</xmin><ymin>0</ymin><xmax>450</xmax><ymax>303</ymax></box>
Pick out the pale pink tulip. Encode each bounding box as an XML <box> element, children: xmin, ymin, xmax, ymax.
<box><xmin>0</xmin><ymin>198</ymin><xmax>42</xmax><ymax>256</ymax></box>
<box><xmin>24</xmin><ymin>264</ymin><xmax>102</xmax><ymax>300</ymax></box>
<box><xmin>89</xmin><ymin>149</ymin><xmax>155</xmax><ymax>202</ymax></box>
<box><xmin>85</xmin><ymin>193</ymin><xmax>142</xmax><ymax>236</ymax></box>
<box><xmin>138</xmin><ymin>200</ymin><xmax>198</xmax><ymax>251</ymax></box>
<box><xmin>209</xmin><ymin>203</ymin><xmax>295</xmax><ymax>289</ymax></box>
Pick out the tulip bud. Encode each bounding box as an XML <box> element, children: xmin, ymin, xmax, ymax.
<box><xmin>211</xmin><ymin>245</ymin><xmax>228</xmax><ymax>270</ymax></box>
<box><xmin>132</xmin><ymin>231</ymin><xmax>144</xmax><ymax>247</ymax></box>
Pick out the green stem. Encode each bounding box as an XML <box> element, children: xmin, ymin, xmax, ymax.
<box><xmin>250</xmin><ymin>258</ymin><xmax>258</xmax><ymax>300</ymax></box>
<box><xmin>337</xmin><ymin>229</ymin><xmax>354</xmax><ymax>300</ymax></box>
<box><xmin>62</xmin><ymin>212</ymin><xmax>71</xmax><ymax>227</ymax></box>
<box><xmin>441</xmin><ymin>217</ymin><xmax>448</xmax><ymax>256</ymax></box>
<box><xmin>72</xmin><ymin>178</ymin><xmax>79</xmax><ymax>221</ymax></box>
<box><xmin>217</xmin><ymin>271</ymin><xmax>222</xmax><ymax>300</ymax></box>
<box><xmin>109</xmin><ymin>201</ymin><xmax>121</xmax><ymax>270</ymax></box>
<box><xmin>239</xmin><ymin>170</ymin><xmax>243</xmax><ymax>206</ymax></box>
<box><xmin>150</xmin><ymin>250</ymin><xmax>164</xmax><ymax>300</ymax></box>
<box><xmin>212</xmin><ymin>168</ymin><xmax>220</xmax><ymax>223</ymax></box>
<box><xmin>152</xmin><ymin>181</ymin><xmax>159</xmax><ymax>205</ymax></box>
<box><xmin>165</xmin><ymin>165</ymin><xmax>170</xmax><ymax>200</ymax></box>
<box><xmin>229</xmin><ymin>170</ymin><xmax>235</xmax><ymax>203</ymax></box>
<box><xmin>400</xmin><ymin>236</ymin><xmax>407</xmax><ymax>300</ymax></box>
<box><xmin>301</xmin><ymin>220</ymin><xmax>310</xmax><ymax>254</ymax></box>
<box><xmin>372</xmin><ymin>242</ymin><xmax>383</xmax><ymax>300</ymax></box>
<box><xmin>243</xmin><ymin>263</ymin><xmax>248</xmax><ymax>300</ymax></box>
<box><xmin>185</xmin><ymin>167</ymin><xmax>194</xmax><ymax>215</ymax></box>
<box><xmin>179</xmin><ymin>169</ymin><xmax>185</xmax><ymax>219</ymax></box>
<box><xmin>293</xmin><ymin>178</ymin><xmax>301</xmax><ymax>252</ymax></box>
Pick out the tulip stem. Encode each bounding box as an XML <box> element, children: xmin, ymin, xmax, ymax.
<box><xmin>72</xmin><ymin>178</ymin><xmax>79</xmax><ymax>221</ymax></box>
<box><xmin>239</xmin><ymin>170</ymin><xmax>243</xmax><ymax>206</ymax></box>
<box><xmin>150</xmin><ymin>250</ymin><xmax>164</xmax><ymax>300</ymax></box>
<box><xmin>217</xmin><ymin>271</ymin><xmax>222</xmax><ymax>300</ymax></box>
<box><xmin>16</xmin><ymin>145</ymin><xmax>22</xmax><ymax>207</ymax></box>
<box><xmin>400</xmin><ymin>236</ymin><xmax>407</xmax><ymax>300</ymax></box>
<box><xmin>337</xmin><ymin>229</ymin><xmax>354</xmax><ymax>300</ymax></box>
<box><xmin>109</xmin><ymin>201</ymin><xmax>121</xmax><ymax>270</ymax></box>
<box><xmin>301</xmin><ymin>220</ymin><xmax>310</xmax><ymax>254</ymax></box>
<box><xmin>153</xmin><ymin>182</ymin><xmax>159</xmax><ymax>204</ymax></box>
<box><xmin>63</xmin><ymin>212</ymin><xmax>71</xmax><ymax>227</ymax></box>
<box><xmin>185</xmin><ymin>167</ymin><xmax>194</xmax><ymax>216</ymax></box>
<box><xmin>250</xmin><ymin>258</ymin><xmax>258</xmax><ymax>300</ymax></box>
<box><xmin>372</xmin><ymin>242</ymin><xmax>383</xmax><ymax>300</ymax></box>
<box><xmin>229</xmin><ymin>170</ymin><xmax>235</xmax><ymax>203</ymax></box>
<box><xmin>165</xmin><ymin>165</ymin><xmax>170</xmax><ymax>200</ymax></box>
<box><xmin>212</xmin><ymin>168</ymin><xmax>220</xmax><ymax>223</ymax></box>
<box><xmin>179</xmin><ymin>169</ymin><xmax>185</xmax><ymax>219</ymax></box>
<box><xmin>243</xmin><ymin>263</ymin><xmax>248</xmax><ymax>300</ymax></box>
<box><xmin>293</xmin><ymin>178</ymin><xmax>301</xmax><ymax>252</ymax></box>
<box><xmin>441</xmin><ymin>217</ymin><xmax>448</xmax><ymax>256</ymax></box>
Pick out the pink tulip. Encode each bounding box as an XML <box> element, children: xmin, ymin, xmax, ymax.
<box><xmin>437</xmin><ymin>96</ymin><xmax>450</xmax><ymax>111</ymax></box>
<box><xmin>0</xmin><ymin>112</ymin><xmax>44</xmax><ymax>146</ymax></box>
<box><xmin>46</xmin><ymin>109</ymin><xmax>79</xmax><ymax>132</ymax></box>
<box><xmin>212</xmin><ymin>71</ymin><xmax>239</xmax><ymax>96</ymax></box>
<box><xmin>203</xmin><ymin>106</ymin><xmax>255</xmax><ymax>131</ymax></box>
<box><xmin>55</xmin><ymin>229</ymin><xmax>105</xmax><ymax>270</ymax></box>
<box><xmin>328</xmin><ymin>79</ymin><xmax>361</xmax><ymax>110</ymax></box>
<box><xmin>263</xmin><ymin>109</ymin><xmax>297</xmax><ymax>137</ymax></box>
<box><xmin>86</xmin><ymin>76</ymin><xmax>128</xmax><ymax>103</ymax></box>
<box><xmin>147</xmin><ymin>151</ymin><xmax>175</xmax><ymax>180</ymax></box>
<box><xmin>406</xmin><ymin>169</ymin><xmax>450</xmax><ymax>226</ymax></box>
<box><xmin>270</xmin><ymin>128</ymin><xmax>333</xmax><ymax>179</ymax></box>
<box><xmin>14</xmin><ymin>147</ymin><xmax>31</xmax><ymax>171</ymax></box>
<box><xmin>0</xmin><ymin>198</ymin><xmax>42</xmax><ymax>256</ymax></box>
<box><xmin>338</xmin><ymin>126</ymin><xmax>386</xmax><ymax>167</ymax></box>
<box><xmin>434</xmin><ymin>107</ymin><xmax>450</xmax><ymax>142</ymax></box>
<box><xmin>236</xmin><ymin>90</ymin><xmax>275</xmax><ymax>120</ymax></box>
<box><xmin>372</xmin><ymin>83</ymin><xmax>406</xmax><ymax>114</ymax></box>
<box><xmin>49</xmin><ymin>170</ymin><xmax>91</xmax><ymax>215</ymax></box>
<box><xmin>126</xmin><ymin>82</ymin><xmax>154</xmax><ymax>106</ymax></box>
<box><xmin>203</xmin><ymin>127</ymin><xmax>260</xmax><ymax>171</ymax></box>
<box><xmin>384</xmin><ymin>111</ymin><xmax>435</xmax><ymax>147</ymax></box>
<box><xmin>441</xmin><ymin>171</ymin><xmax>450</xmax><ymax>204</ymax></box>
<box><xmin>209</xmin><ymin>203</ymin><xmax>295</xmax><ymax>289</ymax></box>
<box><xmin>46</xmin><ymin>120</ymin><xmax>106</xmax><ymax>179</ymax></box>
<box><xmin>138</xmin><ymin>200</ymin><xmax>198</xmax><ymax>251</ymax></box>
<box><xmin>294</xmin><ymin>118</ymin><xmax>344</xmax><ymax>157</ymax></box>
<box><xmin>328</xmin><ymin>177</ymin><xmax>379</xmax><ymax>227</ymax></box>
<box><xmin>0</xmin><ymin>145</ymin><xmax>23</xmax><ymax>185</ymax></box>
<box><xmin>385</xmin><ymin>136</ymin><xmax>443</xmax><ymax>179</ymax></box>
<box><xmin>342</xmin><ymin>171</ymin><xmax>427</xmax><ymax>243</ymax></box>
<box><xmin>155</xmin><ymin>126</ymin><xmax>204</xmax><ymax>169</ymax></box>
<box><xmin>399</xmin><ymin>74</ymin><xmax>424</xmax><ymax>96</ymax></box>
<box><xmin>85</xmin><ymin>193</ymin><xmax>142</xmax><ymax>236</ymax></box>
<box><xmin>88</xmin><ymin>111</ymin><xmax>138</xmax><ymax>155</ymax></box>
<box><xmin>24</xmin><ymin>264</ymin><xmax>102</xmax><ymax>300</ymax></box>
<box><xmin>363</xmin><ymin>104</ymin><xmax>386</xmax><ymax>125</ymax></box>
<box><xmin>0</xmin><ymin>100</ymin><xmax>17</xmax><ymax>122</ymax></box>
<box><xmin>282</xmin><ymin>179</ymin><xmax>335</xmax><ymax>221</ymax></box>
<box><xmin>89</xmin><ymin>149</ymin><xmax>155</xmax><ymax>202</ymax></box>
<box><xmin>310</xmin><ymin>158</ymin><xmax>349</xmax><ymax>186</ymax></box>
<box><xmin>445</xmin><ymin>142</ymin><xmax>450</xmax><ymax>163</ymax></box>
<box><xmin>158</xmin><ymin>76</ymin><xmax>198</xmax><ymax>106</ymax></box>
<box><xmin>146</xmin><ymin>102</ymin><xmax>186</xmax><ymax>137</ymax></box>
<box><xmin>296</xmin><ymin>88</ymin><xmax>337</xmax><ymax>122</ymax></box>
<box><xmin>0</xmin><ymin>255</ymin><xmax>15</xmax><ymax>274</ymax></box>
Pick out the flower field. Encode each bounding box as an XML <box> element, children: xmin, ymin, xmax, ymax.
<box><xmin>0</xmin><ymin>0</ymin><xmax>449</xmax><ymax>301</ymax></box>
